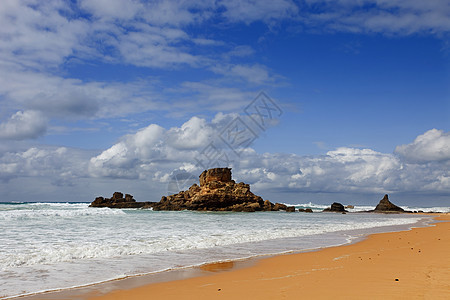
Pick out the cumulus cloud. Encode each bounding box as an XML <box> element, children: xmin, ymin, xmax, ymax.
<box><xmin>395</xmin><ymin>129</ymin><xmax>450</xmax><ymax>163</ymax></box>
<box><xmin>0</xmin><ymin>119</ymin><xmax>449</xmax><ymax>200</ymax></box>
<box><xmin>0</xmin><ymin>110</ymin><xmax>47</xmax><ymax>140</ymax></box>
<box><xmin>0</xmin><ymin>146</ymin><xmax>89</xmax><ymax>184</ymax></box>
<box><xmin>88</xmin><ymin>116</ymin><xmax>222</xmax><ymax>179</ymax></box>
<box><xmin>86</xmin><ymin>117</ymin><xmax>450</xmax><ymax>195</ymax></box>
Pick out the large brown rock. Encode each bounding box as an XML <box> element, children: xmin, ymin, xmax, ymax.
<box><xmin>153</xmin><ymin>168</ymin><xmax>279</xmax><ymax>212</ymax></box>
<box><xmin>89</xmin><ymin>192</ymin><xmax>154</xmax><ymax>209</ymax></box>
<box><xmin>374</xmin><ymin>194</ymin><xmax>404</xmax><ymax>212</ymax></box>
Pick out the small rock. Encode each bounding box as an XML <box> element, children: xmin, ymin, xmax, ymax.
<box><xmin>323</xmin><ymin>202</ymin><xmax>347</xmax><ymax>212</ymax></box>
<box><xmin>286</xmin><ymin>206</ymin><xmax>296</xmax><ymax>212</ymax></box>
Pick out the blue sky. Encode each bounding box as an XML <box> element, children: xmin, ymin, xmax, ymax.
<box><xmin>0</xmin><ymin>0</ymin><xmax>449</xmax><ymax>206</ymax></box>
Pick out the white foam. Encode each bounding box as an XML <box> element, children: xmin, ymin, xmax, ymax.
<box><xmin>0</xmin><ymin>207</ymin><xmax>124</xmax><ymax>221</ymax></box>
<box><xmin>0</xmin><ymin>202</ymin><xmax>434</xmax><ymax>298</ymax></box>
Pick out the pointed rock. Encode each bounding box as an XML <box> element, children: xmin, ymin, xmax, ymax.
<box><xmin>374</xmin><ymin>194</ymin><xmax>404</xmax><ymax>212</ymax></box>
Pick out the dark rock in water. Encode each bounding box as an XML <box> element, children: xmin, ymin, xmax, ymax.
<box><xmin>89</xmin><ymin>192</ymin><xmax>154</xmax><ymax>209</ymax></box>
<box><xmin>323</xmin><ymin>202</ymin><xmax>347</xmax><ymax>212</ymax></box>
<box><xmin>286</xmin><ymin>206</ymin><xmax>296</xmax><ymax>212</ymax></box>
<box><xmin>153</xmin><ymin>168</ymin><xmax>278</xmax><ymax>212</ymax></box>
<box><xmin>298</xmin><ymin>208</ymin><xmax>313</xmax><ymax>213</ymax></box>
<box><xmin>374</xmin><ymin>194</ymin><xmax>404</xmax><ymax>212</ymax></box>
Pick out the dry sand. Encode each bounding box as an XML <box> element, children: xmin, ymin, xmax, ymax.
<box><xmin>84</xmin><ymin>214</ymin><xmax>450</xmax><ymax>300</ymax></box>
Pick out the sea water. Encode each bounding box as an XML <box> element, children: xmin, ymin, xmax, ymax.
<box><xmin>0</xmin><ymin>202</ymin><xmax>445</xmax><ymax>298</ymax></box>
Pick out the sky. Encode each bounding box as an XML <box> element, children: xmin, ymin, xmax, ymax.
<box><xmin>0</xmin><ymin>0</ymin><xmax>449</xmax><ymax>206</ymax></box>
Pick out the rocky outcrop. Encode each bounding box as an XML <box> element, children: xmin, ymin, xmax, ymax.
<box><xmin>374</xmin><ymin>194</ymin><xmax>404</xmax><ymax>212</ymax></box>
<box><xmin>323</xmin><ymin>202</ymin><xmax>347</xmax><ymax>212</ymax></box>
<box><xmin>298</xmin><ymin>208</ymin><xmax>313</xmax><ymax>213</ymax></box>
<box><xmin>89</xmin><ymin>192</ymin><xmax>154</xmax><ymax>209</ymax></box>
<box><xmin>153</xmin><ymin>168</ymin><xmax>286</xmax><ymax>212</ymax></box>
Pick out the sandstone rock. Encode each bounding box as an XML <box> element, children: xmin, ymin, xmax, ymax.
<box><xmin>152</xmin><ymin>168</ymin><xmax>273</xmax><ymax>212</ymax></box>
<box><xmin>345</xmin><ymin>205</ymin><xmax>354</xmax><ymax>209</ymax></box>
<box><xmin>374</xmin><ymin>194</ymin><xmax>404</xmax><ymax>212</ymax></box>
<box><xmin>199</xmin><ymin>168</ymin><xmax>232</xmax><ymax>187</ymax></box>
<box><xmin>273</xmin><ymin>203</ymin><xmax>287</xmax><ymax>211</ymax></box>
<box><xmin>323</xmin><ymin>202</ymin><xmax>347</xmax><ymax>212</ymax></box>
<box><xmin>263</xmin><ymin>200</ymin><xmax>274</xmax><ymax>211</ymax></box>
<box><xmin>299</xmin><ymin>208</ymin><xmax>313</xmax><ymax>213</ymax></box>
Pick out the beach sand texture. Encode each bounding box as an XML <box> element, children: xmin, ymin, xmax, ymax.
<box><xmin>86</xmin><ymin>214</ymin><xmax>450</xmax><ymax>300</ymax></box>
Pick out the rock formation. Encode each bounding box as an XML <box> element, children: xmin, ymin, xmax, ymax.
<box><xmin>373</xmin><ymin>194</ymin><xmax>404</xmax><ymax>212</ymax></box>
<box><xmin>152</xmin><ymin>168</ymin><xmax>292</xmax><ymax>212</ymax></box>
<box><xmin>323</xmin><ymin>202</ymin><xmax>347</xmax><ymax>212</ymax></box>
<box><xmin>89</xmin><ymin>192</ymin><xmax>154</xmax><ymax>209</ymax></box>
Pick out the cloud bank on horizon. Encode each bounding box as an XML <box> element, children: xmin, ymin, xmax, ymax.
<box><xmin>0</xmin><ymin>0</ymin><xmax>449</xmax><ymax>204</ymax></box>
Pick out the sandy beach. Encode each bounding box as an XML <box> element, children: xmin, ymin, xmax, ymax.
<box><xmin>76</xmin><ymin>214</ymin><xmax>449</xmax><ymax>300</ymax></box>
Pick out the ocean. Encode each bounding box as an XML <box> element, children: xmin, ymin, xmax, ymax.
<box><xmin>0</xmin><ymin>202</ymin><xmax>447</xmax><ymax>299</ymax></box>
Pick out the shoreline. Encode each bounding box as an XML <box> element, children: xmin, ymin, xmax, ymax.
<box><xmin>91</xmin><ymin>213</ymin><xmax>450</xmax><ymax>300</ymax></box>
<box><xmin>14</xmin><ymin>213</ymin><xmax>446</xmax><ymax>300</ymax></box>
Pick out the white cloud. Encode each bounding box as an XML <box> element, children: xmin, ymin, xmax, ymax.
<box><xmin>0</xmin><ymin>110</ymin><xmax>47</xmax><ymax>140</ymax></box>
<box><xmin>300</xmin><ymin>0</ymin><xmax>450</xmax><ymax>35</ymax></box>
<box><xmin>0</xmin><ymin>121</ymin><xmax>448</xmax><ymax>201</ymax></box>
<box><xmin>0</xmin><ymin>0</ymin><xmax>90</xmax><ymax>70</ymax></box>
<box><xmin>395</xmin><ymin>129</ymin><xmax>450</xmax><ymax>163</ymax></box>
<box><xmin>211</xmin><ymin>64</ymin><xmax>273</xmax><ymax>84</ymax></box>
<box><xmin>221</xmin><ymin>0</ymin><xmax>299</xmax><ymax>24</ymax></box>
<box><xmin>178</xmin><ymin>81</ymin><xmax>258</xmax><ymax>112</ymax></box>
<box><xmin>166</xmin><ymin>117</ymin><xmax>215</xmax><ymax>150</ymax></box>
<box><xmin>0</xmin><ymin>1</ymin><xmax>284</xmax><ymax>133</ymax></box>
<box><xmin>0</xmin><ymin>68</ymin><xmax>165</xmax><ymax>120</ymax></box>
<box><xmin>224</xmin><ymin>45</ymin><xmax>255</xmax><ymax>58</ymax></box>
<box><xmin>86</xmin><ymin>118</ymin><xmax>450</xmax><ymax>195</ymax></box>
<box><xmin>79</xmin><ymin>0</ymin><xmax>142</xmax><ymax>20</ymax></box>
<box><xmin>0</xmin><ymin>146</ymin><xmax>89</xmax><ymax>184</ymax></box>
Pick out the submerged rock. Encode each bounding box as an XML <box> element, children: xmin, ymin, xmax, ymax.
<box><xmin>323</xmin><ymin>202</ymin><xmax>347</xmax><ymax>212</ymax></box>
<box><xmin>152</xmin><ymin>168</ymin><xmax>281</xmax><ymax>212</ymax></box>
<box><xmin>374</xmin><ymin>194</ymin><xmax>404</xmax><ymax>212</ymax></box>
